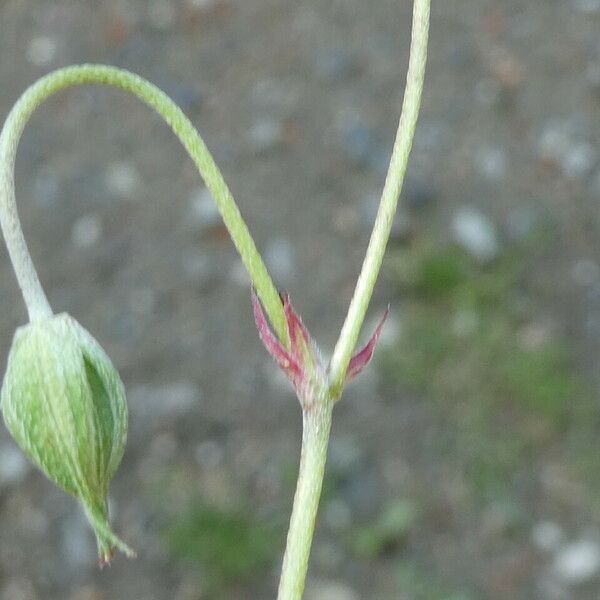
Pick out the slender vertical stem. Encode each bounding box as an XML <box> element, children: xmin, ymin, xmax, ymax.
<box><xmin>0</xmin><ymin>113</ymin><xmax>53</xmax><ymax>321</ymax></box>
<box><xmin>0</xmin><ymin>65</ymin><xmax>287</xmax><ymax>342</ymax></box>
<box><xmin>328</xmin><ymin>0</ymin><xmax>431</xmax><ymax>395</ymax></box>
<box><xmin>277</xmin><ymin>402</ymin><xmax>333</xmax><ymax>600</ymax></box>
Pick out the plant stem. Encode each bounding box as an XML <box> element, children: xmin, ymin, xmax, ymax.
<box><xmin>0</xmin><ymin>65</ymin><xmax>287</xmax><ymax>341</ymax></box>
<box><xmin>277</xmin><ymin>401</ymin><xmax>333</xmax><ymax>600</ymax></box>
<box><xmin>328</xmin><ymin>0</ymin><xmax>431</xmax><ymax>396</ymax></box>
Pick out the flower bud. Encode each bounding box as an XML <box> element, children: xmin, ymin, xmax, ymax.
<box><xmin>1</xmin><ymin>313</ymin><xmax>134</xmax><ymax>564</ymax></box>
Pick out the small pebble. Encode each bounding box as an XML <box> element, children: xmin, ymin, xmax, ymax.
<box><xmin>26</xmin><ymin>36</ymin><xmax>57</xmax><ymax>67</ymax></box>
<box><xmin>562</xmin><ymin>142</ymin><xmax>597</xmax><ymax>180</ymax></box>
<box><xmin>553</xmin><ymin>539</ymin><xmax>600</xmax><ymax>584</ymax></box>
<box><xmin>452</xmin><ymin>206</ymin><xmax>499</xmax><ymax>263</ymax></box>
<box><xmin>264</xmin><ymin>237</ymin><xmax>295</xmax><ymax>282</ymax></box>
<box><xmin>71</xmin><ymin>215</ymin><xmax>102</xmax><ymax>248</ymax></box>
<box><xmin>249</xmin><ymin>118</ymin><xmax>284</xmax><ymax>153</ymax></box>
<box><xmin>105</xmin><ymin>162</ymin><xmax>140</xmax><ymax>198</ymax></box>
<box><xmin>537</xmin><ymin>120</ymin><xmax>597</xmax><ymax>180</ymax></box>
<box><xmin>305</xmin><ymin>581</ymin><xmax>359</xmax><ymax>600</ymax></box>
<box><xmin>188</xmin><ymin>187</ymin><xmax>220</xmax><ymax>231</ymax></box>
<box><xmin>476</xmin><ymin>145</ymin><xmax>508</xmax><ymax>181</ymax></box>
<box><xmin>532</xmin><ymin>521</ymin><xmax>564</xmax><ymax>552</ymax></box>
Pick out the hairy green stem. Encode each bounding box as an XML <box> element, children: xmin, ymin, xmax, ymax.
<box><xmin>277</xmin><ymin>402</ymin><xmax>333</xmax><ymax>600</ymax></box>
<box><xmin>277</xmin><ymin>1</ymin><xmax>430</xmax><ymax>595</ymax></box>
<box><xmin>328</xmin><ymin>0</ymin><xmax>431</xmax><ymax>396</ymax></box>
<box><xmin>0</xmin><ymin>65</ymin><xmax>287</xmax><ymax>341</ymax></box>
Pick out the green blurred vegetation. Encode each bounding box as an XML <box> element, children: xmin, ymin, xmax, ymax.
<box><xmin>167</xmin><ymin>502</ymin><xmax>283</xmax><ymax>593</ymax></box>
<box><xmin>352</xmin><ymin>499</ymin><xmax>419</xmax><ymax>558</ymax></box>
<box><xmin>396</xmin><ymin>560</ymin><xmax>475</xmax><ymax>600</ymax></box>
<box><xmin>381</xmin><ymin>240</ymin><xmax>596</xmax><ymax>501</ymax></box>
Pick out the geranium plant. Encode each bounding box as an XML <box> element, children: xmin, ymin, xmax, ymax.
<box><xmin>0</xmin><ymin>0</ymin><xmax>430</xmax><ymax>597</ymax></box>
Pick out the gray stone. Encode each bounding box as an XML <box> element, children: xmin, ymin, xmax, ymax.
<box><xmin>105</xmin><ymin>162</ymin><xmax>140</xmax><ymax>198</ymax></box>
<box><xmin>128</xmin><ymin>381</ymin><xmax>201</xmax><ymax>437</ymax></box>
<box><xmin>229</xmin><ymin>259</ymin><xmax>251</xmax><ymax>287</ymax></box>
<box><xmin>305</xmin><ymin>580</ymin><xmax>359</xmax><ymax>600</ymax></box>
<box><xmin>188</xmin><ymin>187</ymin><xmax>220</xmax><ymax>231</ymax></box>
<box><xmin>264</xmin><ymin>237</ymin><xmax>295</xmax><ymax>283</ymax></box>
<box><xmin>476</xmin><ymin>145</ymin><xmax>508</xmax><ymax>181</ymax></box>
<box><xmin>532</xmin><ymin>521</ymin><xmax>564</xmax><ymax>552</ymax></box>
<box><xmin>26</xmin><ymin>36</ymin><xmax>57</xmax><ymax>67</ymax></box>
<box><xmin>553</xmin><ymin>539</ymin><xmax>600</xmax><ymax>584</ymax></box>
<box><xmin>562</xmin><ymin>142</ymin><xmax>597</xmax><ymax>180</ymax></box>
<box><xmin>452</xmin><ymin>207</ymin><xmax>499</xmax><ymax>263</ymax></box>
<box><xmin>537</xmin><ymin>120</ymin><xmax>597</xmax><ymax>180</ymax></box>
<box><xmin>71</xmin><ymin>214</ymin><xmax>102</xmax><ymax>249</ymax></box>
<box><xmin>249</xmin><ymin>118</ymin><xmax>284</xmax><ymax>153</ymax></box>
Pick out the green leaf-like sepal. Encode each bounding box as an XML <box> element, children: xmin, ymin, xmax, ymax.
<box><xmin>0</xmin><ymin>313</ymin><xmax>134</xmax><ymax>564</ymax></box>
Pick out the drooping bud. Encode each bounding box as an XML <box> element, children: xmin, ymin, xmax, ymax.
<box><xmin>0</xmin><ymin>313</ymin><xmax>134</xmax><ymax>565</ymax></box>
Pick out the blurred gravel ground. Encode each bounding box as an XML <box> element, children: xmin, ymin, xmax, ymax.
<box><xmin>0</xmin><ymin>1</ymin><xmax>600</xmax><ymax>599</ymax></box>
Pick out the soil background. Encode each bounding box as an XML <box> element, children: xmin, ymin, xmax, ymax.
<box><xmin>1</xmin><ymin>1</ymin><xmax>600</xmax><ymax>599</ymax></box>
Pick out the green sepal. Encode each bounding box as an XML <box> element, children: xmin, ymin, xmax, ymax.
<box><xmin>0</xmin><ymin>313</ymin><xmax>134</xmax><ymax>563</ymax></box>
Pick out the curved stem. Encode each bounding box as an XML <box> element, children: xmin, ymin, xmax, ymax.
<box><xmin>277</xmin><ymin>402</ymin><xmax>332</xmax><ymax>600</ymax></box>
<box><xmin>0</xmin><ymin>65</ymin><xmax>287</xmax><ymax>341</ymax></box>
<box><xmin>328</xmin><ymin>0</ymin><xmax>431</xmax><ymax>395</ymax></box>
